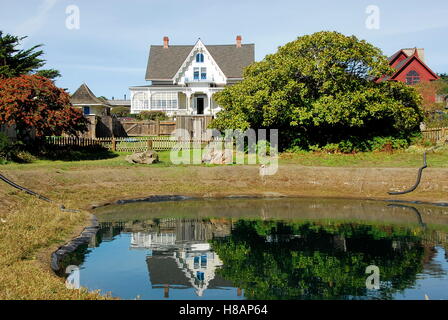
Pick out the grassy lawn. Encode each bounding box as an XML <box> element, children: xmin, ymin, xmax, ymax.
<box><xmin>279</xmin><ymin>150</ymin><xmax>448</xmax><ymax>168</ymax></box>
<box><xmin>3</xmin><ymin>148</ymin><xmax>447</xmax><ymax>170</ymax></box>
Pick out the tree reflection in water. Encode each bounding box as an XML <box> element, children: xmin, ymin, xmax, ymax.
<box><xmin>211</xmin><ymin>221</ymin><xmax>426</xmax><ymax>300</ymax></box>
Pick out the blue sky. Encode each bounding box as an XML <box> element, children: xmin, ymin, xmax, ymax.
<box><xmin>1</xmin><ymin>0</ymin><xmax>447</xmax><ymax>98</ymax></box>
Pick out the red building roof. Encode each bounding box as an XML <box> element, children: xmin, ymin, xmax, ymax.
<box><xmin>379</xmin><ymin>48</ymin><xmax>439</xmax><ymax>84</ymax></box>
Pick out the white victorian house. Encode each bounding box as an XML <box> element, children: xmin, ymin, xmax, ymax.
<box><xmin>130</xmin><ymin>36</ymin><xmax>255</xmax><ymax>116</ymax></box>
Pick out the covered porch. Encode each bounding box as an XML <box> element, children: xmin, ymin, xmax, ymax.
<box><xmin>130</xmin><ymin>86</ymin><xmax>222</xmax><ymax>116</ymax></box>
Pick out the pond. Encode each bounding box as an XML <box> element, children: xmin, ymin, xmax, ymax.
<box><xmin>58</xmin><ymin>198</ymin><xmax>448</xmax><ymax>300</ymax></box>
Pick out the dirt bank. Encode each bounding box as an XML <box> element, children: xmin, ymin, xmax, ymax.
<box><xmin>1</xmin><ymin>165</ymin><xmax>447</xmax><ymax>212</ymax></box>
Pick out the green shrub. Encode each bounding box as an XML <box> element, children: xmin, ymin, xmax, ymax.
<box><xmin>289</xmin><ymin>136</ymin><xmax>410</xmax><ymax>154</ymax></box>
<box><xmin>320</xmin><ymin>143</ymin><xmax>339</xmax><ymax>153</ymax></box>
<box><xmin>11</xmin><ymin>150</ymin><xmax>37</xmax><ymax>163</ymax></box>
<box><xmin>111</xmin><ymin>106</ymin><xmax>131</xmax><ymax>117</ymax></box>
<box><xmin>368</xmin><ymin>136</ymin><xmax>409</xmax><ymax>152</ymax></box>
<box><xmin>136</xmin><ymin>111</ymin><xmax>169</xmax><ymax>121</ymax></box>
<box><xmin>285</xmin><ymin>145</ymin><xmax>308</xmax><ymax>154</ymax></box>
<box><xmin>410</xmin><ymin>133</ymin><xmax>434</xmax><ymax>147</ymax></box>
<box><xmin>256</xmin><ymin>140</ymin><xmax>277</xmax><ymax>156</ymax></box>
<box><xmin>0</xmin><ymin>133</ymin><xmax>13</xmax><ymax>161</ymax></box>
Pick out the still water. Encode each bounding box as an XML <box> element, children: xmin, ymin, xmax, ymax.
<box><xmin>60</xmin><ymin>198</ymin><xmax>448</xmax><ymax>300</ymax></box>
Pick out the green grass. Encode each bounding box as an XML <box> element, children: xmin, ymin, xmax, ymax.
<box><xmin>2</xmin><ymin>147</ymin><xmax>448</xmax><ymax>170</ymax></box>
<box><xmin>279</xmin><ymin>150</ymin><xmax>448</xmax><ymax>168</ymax></box>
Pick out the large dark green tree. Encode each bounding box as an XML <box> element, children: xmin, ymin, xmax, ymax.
<box><xmin>211</xmin><ymin>31</ymin><xmax>423</xmax><ymax>151</ymax></box>
<box><xmin>211</xmin><ymin>220</ymin><xmax>425</xmax><ymax>300</ymax></box>
<box><xmin>0</xmin><ymin>31</ymin><xmax>60</xmax><ymax>80</ymax></box>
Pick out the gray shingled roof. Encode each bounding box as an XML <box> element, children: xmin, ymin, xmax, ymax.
<box><xmin>388</xmin><ymin>50</ymin><xmax>404</xmax><ymax>63</ymax></box>
<box><xmin>146</xmin><ymin>254</ymin><xmax>233</xmax><ymax>289</ymax></box>
<box><xmin>107</xmin><ymin>99</ymin><xmax>131</xmax><ymax>106</ymax></box>
<box><xmin>393</xmin><ymin>55</ymin><xmax>413</xmax><ymax>71</ymax></box>
<box><xmin>70</xmin><ymin>83</ymin><xmax>109</xmax><ymax>105</ymax></box>
<box><xmin>145</xmin><ymin>44</ymin><xmax>255</xmax><ymax>80</ymax></box>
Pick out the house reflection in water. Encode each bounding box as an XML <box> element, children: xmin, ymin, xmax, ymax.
<box><xmin>128</xmin><ymin>219</ymin><xmax>236</xmax><ymax>298</ymax></box>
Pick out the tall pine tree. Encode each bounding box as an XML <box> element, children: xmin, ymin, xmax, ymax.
<box><xmin>0</xmin><ymin>31</ymin><xmax>60</xmax><ymax>79</ymax></box>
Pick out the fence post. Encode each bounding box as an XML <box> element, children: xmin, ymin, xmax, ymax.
<box><xmin>112</xmin><ymin>137</ymin><xmax>117</xmax><ymax>151</ymax></box>
<box><xmin>147</xmin><ymin>138</ymin><xmax>153</xmax><ymax>151</ymax></box>
<box><xmin>156</xmin><ymin>120</ymin><xmax>160</xmax><ymax>136</ymax></box>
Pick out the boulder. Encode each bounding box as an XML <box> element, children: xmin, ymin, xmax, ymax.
<box><xmin>202</xmin><ymin>146</ymin><xmax>232</xmax><ymax>164</ymax></box>
<box><xmin>125</xmin><ymin>150</ymin><xmax>159</xmax><ymax>164</ymax></box>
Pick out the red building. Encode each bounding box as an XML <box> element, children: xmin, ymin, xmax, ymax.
<box><xmin>378</xmin><ymin>48</ymin><xmax>439</xmax><ymax>102</ymax></box>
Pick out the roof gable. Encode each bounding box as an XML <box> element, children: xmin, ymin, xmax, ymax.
<box><xmin>389</xmin><ymin>50</ymin><xmax>409</xmax><ymax>68</ymax></box>
<box><xmin>145</xmin><ymin>40</ymin><xmax>255</xmax><ymax>81</ymax></box>
<box><xmin>390</xmin><ymin>51</ymin><xmax>439</xmax><ymax>80</ymax></box>
<box><xmin>172</xmin><ymin>39</ymin><xmax>227</xmax><ymax>83</ymax></box>
<box><xmin>71</xmin><ymin>83</ymin><xmax>109</xmax><ymax>106</ymax></box>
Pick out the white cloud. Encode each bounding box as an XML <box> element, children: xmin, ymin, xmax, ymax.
<box><xmin>14</xmin><ymin>0</ymin><xmax>58</xmax><ymax>42</ymax></box>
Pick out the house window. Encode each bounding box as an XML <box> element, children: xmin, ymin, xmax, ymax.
<box><xmin>196</xmin><ymin>53</ymin><xmax>204</xmax><ymax>63</ymax></box>
<box><xmin>201</xmin><ymin>67</ymin><xmax>207</xmax><ymax>80</ymax></box>
<box><xmin>83</xmin><ymin>106</ymin><xmax>90</xmax><ymax>115</ymax></box>
<box><xmin>201</xmin><ymin>255</ymin><xmax>207</xmax><ymax>267</ymax></box>
<box><xmin>196</xmin><ymin>272</ymin><xmax>205</xmax><ymax>281</ymax></box>
<box><xmin>406</xmin><ymin>70</ymin><xmax>420</xmax><ymax>85</ymax></box>
<box><xmin>150</xmin><ymin>92</ymin><xmax>178</xmax><ymax>110</ymax></box>
<box><xmin>194</xmin><ymin>256</ymin><xmax>199</xmax><ymax>269</ymax></box>
<box><xmin>193</xmin><ymin>67</ymin><xmax>199</xmax><ymax>80</ymax></box>
<box><xmin>132</xmin><ymin>92</ymin><xmax>149</xmax><ymax>110</ymax></box>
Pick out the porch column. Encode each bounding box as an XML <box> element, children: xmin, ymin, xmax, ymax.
<box><xmin>186</xmin><ymin>91</ymin><xmax>192</xmax><ymax>115</ymax></box>
<box><xmin>210</xmin><ymin>92</ymin><xmax>215</xmax><ymax>116</ymax></box>
<box><xmin>206</xmin><ymin>92</ymin><xmax>212</xmax><ymax>115</ymax></box>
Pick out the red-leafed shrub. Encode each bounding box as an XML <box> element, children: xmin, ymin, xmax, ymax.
<box><xmin>0</xmin><ymin>74</ymin><xmax>88</xmax><ymax>141</ymax></box>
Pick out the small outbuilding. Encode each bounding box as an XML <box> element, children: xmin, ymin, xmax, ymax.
<box><xmin>70</xmin><ymin>83</ymin><xmax>111</xmax><ymax>116</ymax></box>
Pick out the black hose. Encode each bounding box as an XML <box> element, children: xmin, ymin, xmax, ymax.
<box><xmin>387</xmin><ymin>203</ymin><xmax>426</xmax><ymax>228</ymax></box>
<box><xmin>0</xmin><ymin>172</ymin><xmax>79</xmax><ymax>213</ymax></box>
<box><xmin>388</xmin><ymin>152</ymin><xmax>427</xmax><ymax>195</ymax></box>
<box><xmin>0</xmin><ymin>173</ymin><xmax>52</xmax><ymax>202</ymax></box>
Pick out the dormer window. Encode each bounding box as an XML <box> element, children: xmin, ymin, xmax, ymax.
<box><xmin>196</xmin><ymin>53</ymin><xmax>204</xmax><ymax>63</ymax></box>
<box><xmin>406</xmin><ymin>70</ymin><xmax>420</xmax><ymax>85</ymax></box>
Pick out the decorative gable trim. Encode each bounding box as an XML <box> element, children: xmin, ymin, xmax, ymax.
<box><xmin>172</xmin><ymin>39</ymin><xmax>227</xmax><ymax>84</ymax></box>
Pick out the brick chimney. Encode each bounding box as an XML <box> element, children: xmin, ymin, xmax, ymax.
<box><xmin>163</xmin><ymin>36</ymin><xmax>169</xmax><ymax>48</ymax></box>
<box><xmin>403</xmin><ymin>48</ymin><xmax>425</xmax><ymax>62</ymax></box>
<box><xmin>236</xmin><ymin>35</ymin><xmax>242</xmax><ymax>48</ymax></box>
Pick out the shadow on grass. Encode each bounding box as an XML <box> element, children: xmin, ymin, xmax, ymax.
<box><xmin>38</xmin><ymin>146</ymin><xmax>119</xmax><ymax>162</ymax></box>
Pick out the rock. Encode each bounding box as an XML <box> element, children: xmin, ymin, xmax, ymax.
<box><xmin>126</xmin><ymin>150</ymin><xmax>159</xmax><ymax>164</ymax></box>
<box><xmin>202</xmin><ymin>146</ymin><xmax>232</xmax><ymax>164</ymax></box>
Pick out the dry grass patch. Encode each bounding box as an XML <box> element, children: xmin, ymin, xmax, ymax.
<box><xmin>0</xmin><ymin>196</ymin><xmax>106</xmax><ymax>299</ymax></box>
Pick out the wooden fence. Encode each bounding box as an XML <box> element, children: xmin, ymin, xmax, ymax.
<box><xmin>421</xmin><ymin>127</ymin><xmax>448</xmax><ymax>143</ymax></box>
<box><xmin>120</xmin><ymin>120</ymin><xmax>176</xmax><ymax>137</ymax></box>
<box><xmin>45</xmin><ymin>136</ymin><xmax>219</xmax><ymax>152</ymax></box>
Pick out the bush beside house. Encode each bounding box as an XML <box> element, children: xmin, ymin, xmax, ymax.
<box><xmin>211</xmin><ymin>31</ymin><xmax>424</xmax><ymax>152</ymax></box>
